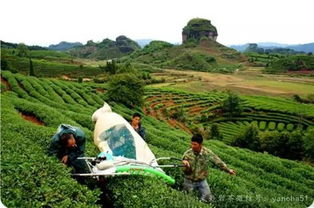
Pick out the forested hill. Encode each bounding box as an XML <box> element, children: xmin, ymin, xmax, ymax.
<box><xmin>69</xmin><ymin>35</ymin><xmax>141</xmax><ymax>60</ymax></box>
<box><xmin>48</xmin><ymin>41</ymin><xmax>83</xmax><ymax>51</ymax></box>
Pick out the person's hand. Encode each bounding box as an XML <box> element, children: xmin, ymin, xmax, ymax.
<box><xmin>182</xmin><ymin>160</ymin><xmax>190</xmax><ymax>168</ymax></box>
<box><xmin>228</xmin><ymin>169</ymin><xmax>236</xmax><ymax>175</ymax></box>
<box><xmin>61</xmin><ymin>155</ymin><xmax>68</xmax><ymax>164</ymax></box>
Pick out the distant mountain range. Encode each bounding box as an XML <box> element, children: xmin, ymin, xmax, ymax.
<box><xmin>46</xmin><ymin>41</ymin><xmax>314</xmax><ymax>53</ymax></box>
<box><xmin>229</xmin><ymin>42</ymin><xmax>314</xmax><ymax>53</ymax></box>
<box><xmin>1</xmin><ymin>40</ymin><xmax>47</xmax><ymax>50</ymax></box>
<box><xmin>3</xmin><ymin>38</ymin><xmax>314</xmax><ymax>56</ymax></box>
<box><xmin>47</xmin><ymin>39</ymin><xmax>154</xmax><ymax>51</ymax></box>
<box><xmin>48</xmin><ymin>41</ymin><xmax>83</xmax><ymax>51</ymax></box>
<box><xmin>69</xmin><ymin>36</ymin><xmax>141</xmax><ymax>60</ymax></box>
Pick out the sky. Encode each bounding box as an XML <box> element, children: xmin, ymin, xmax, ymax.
<box><xmin>1</xmin><ymin>0</ymin><xmax>313</xmax><ymax>47</ymax></box>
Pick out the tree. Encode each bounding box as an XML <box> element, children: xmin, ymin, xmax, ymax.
<box><xmin>118</xmin><ymin>62</ymin><xmax>135</xmax><ymax>74</ymax></box>
<box><xmin>17</xmin><ymin>43</ymin><xmax>29</xmax><ymax>57</ymax></box>
<box><xmin>107</xmin><ymin>73</ymin><xmax>144</xmax><ymax>108</ymax></box>
<box><xmin>171</xmin><ymin>107</ymin><xmax>186</xmax><ymax>122</ymax></box>
<box><xmin>29</xmin><ymin>58</ymin><xmax>35</xmax><ymax>76</ymax></box>
<box><xmin>222</xmin><ymin>92</ymin><xmax>243</xmax><ymax>116</ymax></box>
<box><xmin>1</xmin><ymin>58</ymin><xmax>10</xmax><ymax>71</ymax></box>
<box><xmin>104</xmin><ymin>60</ymin><xmax>118</xmax><ymax>74</ymax></box>
<box><xmin>292</xmin><ymin>94</ymin><xmax>303</xmax><ymax>103</ymax></box>
<box><xmin>259</xmin><ymin>130</ymin><xmax>304</xmax><ymax>160</ymax></box>
<box><xmin>78</xmin><ymin>77</ymin><xmax>83</xmax><ymax>83</ymax></box>
<box><xmin>210</xmin><ymin>123</ymin><xmax>223</xmax><ymax>140</ymax></box>
<box><xmin>286</xmin><ymin>130</ymin><xmax>304</xmax><ymax>160</ymax></box>
<box><xmin>303</xmin><ymin>128</ymin><xmax>314</xmax><ymax>161</ymax></box>
<box><xmin>232</xmin><ymin>124</ymin><xmax>260</xmax><ymax>151</ymax></box>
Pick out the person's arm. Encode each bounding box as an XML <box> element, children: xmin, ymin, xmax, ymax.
<box><xmin>139</xmin><ymin>126</ymin><xmax>146</xmax><ymax>140</ymax></box>
<box><xmin>182</xmin><ymin>150</ymin><xmax>192</xmax><ymax>174</ymax></box>
<box><xmin>209</xmin><ymin>151</ymin><xmax>236</xmax><ymax>175</ymax></box>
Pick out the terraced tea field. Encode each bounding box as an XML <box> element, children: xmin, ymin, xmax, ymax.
<box><xmin>1</xmin><ymin>71</ymin><xmax>313</xmax><ymax>208</ymax></box>
<box><xmin>144</xmin><ymin>87</ymin><xmax>314</xmax><ymax>143</ymax></box>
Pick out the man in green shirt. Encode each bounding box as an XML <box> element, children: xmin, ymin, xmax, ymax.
<box><xmin>48</xmin><ymin>124</ymin><xmax>88</xmax><ymax>174</ymax></box>
<box><xmin>182</xmin><ymin>134</ymin><xmax>236</xmax><ymax>203</ymax></box>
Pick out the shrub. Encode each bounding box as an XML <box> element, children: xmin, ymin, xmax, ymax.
<box><xmin>106</xmin><ymin>176</ymin><xmax>210</xmax><ymax>208</ymax></box>
<box><xmin>286</xmin><ymin>123</ymin><xmax>294</xmax><ymax>131</ymax></box>
<box><xmin>260</xmin><ymin>131</ymin><xmax>285</xmax><ymax>155</ymax></box>
<box><xmin>107</xmin><ymin>73</ymin><xmax>144</xmax><ymax>108</ymax></box>
<box><xmin>222</xmin><ymin>92</ymin><xmax>243</xmax><ymax>117</ymax></box>
<box><xmin>286</xmin><ymin>130</ymin><xmax>304</xmax><ymax>160</ymax></box>
<box><xmin>210</xmin><ymin>123</ymin><xmax>223</xmax><ymax>140</ymax></box>
<box><xmin>29</xmin><ymin>58</ymin><xmax>35</xmax><ymax>76</ymax></box>
<box><xmin>232</xmin><ymin>124</ymin><xmax>260</xmax><ymax>151</ymax></box>
<box><xmin>1</xmin><ymin>82</ymin><xmax>6</xmax><ymax>92</ymax></box>
<box><xmin>303</xmin><ymin>128</ymin><xmax>314</xmax><ymax>160</ymax></box>
<box><xmin>267</xmin><ymin>122</ymin><xmax>276</xmax><ymax>130</ymax></box>
<box><xmin>277</xmin><ymin>123</ymin><xmax>285</xmax><ymax>131</ymax></box>
<box><xmin>78</xmin><ymin>77</ymin><xmax>83</xmax><ymax>83</ymax></box>
<box><xmin>161</xmin><ymin>108</ymin><xmax>170</xmax><ymax>118</ymax></box>
<box><xmin>260</xmin><ymin>130</ymin><xmax>304</xmax><ymax>160</ymax></box>
<box><xmin>170</xmin><ymin>107</ymin><xmax>186</xmax><ymax>122</ymax></box>
<box><xmin>259</xmin><ymin>121</ymin><xmax>267</xmax><ymax>130</ymax></box>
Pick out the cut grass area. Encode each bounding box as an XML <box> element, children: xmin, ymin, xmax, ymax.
<box><xmin>243</xmin><ymin>80</ymin><xmax>314</xmax><ymax>95</ymax></box>
<box><xmin>153</xmin><ymin>69</ymin><xmax>314</xmax><ymax>97</ymax></box>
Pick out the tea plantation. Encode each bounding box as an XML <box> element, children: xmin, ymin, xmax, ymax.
<box><xmin>1</xmin><ymin>71</ymin><xmax>313</xmax><ymax>207</ymax></box>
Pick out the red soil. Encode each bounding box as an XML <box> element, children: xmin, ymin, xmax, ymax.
<box><xmin>1</xmin><ymin>77</ymin><xmax>11</xmax><ymax>90</ymax></box>
<box><xmin>19</xmin><ymin>112</ymin><xmax>44</xmax><ymax>126</ymax></box>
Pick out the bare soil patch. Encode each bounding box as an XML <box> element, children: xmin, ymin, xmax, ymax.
<box><xmin>1</xmin><ymin>76</ymin><xmax>11</xmax><ymax>90</ymax></box>
<box><xmin>19</xmin><ymin>111</ymin><xmax>44</xmax><ymax>126</ymax></box>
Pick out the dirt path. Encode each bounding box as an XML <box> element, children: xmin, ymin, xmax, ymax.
<box><xmin>96</xmin><ymin>88</ymin><xmax>106</xmax><ymax>93</ymax></box>
<box><xmin>188</xmin><ymin>106</ymin><xmax>206</xmax><ymax>114</ymax></box>
<box><xmin>167</xmin><ymin>119</ymin><xmax>191</xmax><ymax>134</ymax></box>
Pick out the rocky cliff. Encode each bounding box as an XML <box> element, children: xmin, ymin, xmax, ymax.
<box><xmin>182</xmin><ymin>18</ymin><xmax>218</xmax><ymax>43</ymax></box>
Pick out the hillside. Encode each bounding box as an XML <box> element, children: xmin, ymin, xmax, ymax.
<box><xmin>241</xmin><ymin>51</ymin><xmax>314</xmax><ymax>72</ymax></box>
<box><xmin>48</xmin><ymin>41</ymin><xmax>83</xmax><ymax>51</ymax></box>
<box><xmin>1</xmin><ymin>71</ymin><xmax>313</xmax><ymax>208</ymax></box>
<box><xmin>69</xmin><ymin>35</ymin><xmax>141</xmax><ymax>60</ymax></box>
<box><xmin>1</xmin><ymin>48</ymin><xmax>103</xmax><ymax>78</ymax></box>
<box><xmin>1</xmin><ymin>40</ymin><xmax>48</xmax><ymax>50</ymax></box>
<box><xmin>122</xmin><ymin>39</ymin><xmax>247</xmax><ymax>73</ymax></box>
<box><xmin>143</xmin><ymin>87</ymin><xmax>314</xmax><ymax>149</ymax></box>
<box><xmin>120</xmin><ymin>18</ymin><xmax>247</xmax><ymax>73</ymax></box>
<box><xmin>230</xmin><ymin>42</ymin><xmax>314</xmax><ymax>53</ymax></box>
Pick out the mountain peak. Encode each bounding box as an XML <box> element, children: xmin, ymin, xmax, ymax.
<box><xmin>182</xmin><ymin>18</ymin><xmax>218</xmax><ymax>43</ymax></box>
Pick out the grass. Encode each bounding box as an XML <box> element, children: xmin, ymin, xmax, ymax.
<box><xmin>122</xmin><ymin>39</ymin><xmax>245</xmax><ymax>73</ymax></box>
<box><xmin>2</xmin><ymin>51</ymin><xmax>104</xmax><ymax>78</ymax></box>
<box><xmin>151</xmin><ymin>69</ymin><xmax>314</xmax><ymax>97</ymax></box>
<box><xmin>243</xmin><ymin>80</ymin><xmax>314</xmax><ymax>95</ymax></box>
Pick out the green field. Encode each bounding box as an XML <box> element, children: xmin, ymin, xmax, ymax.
<box><xmin>1</xmin><ymin>71</ymin><xmax>313</xmax><ymax>208</ymax></box>
<box><xmin>1</xmin><ymin>49</ymin><xmax>104</xmax><ymax>78</ymax></box>
<box><xmin>243</xmin><ymin>80</ymin><xmax>314</xmax><ymax>95</ymax></box>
